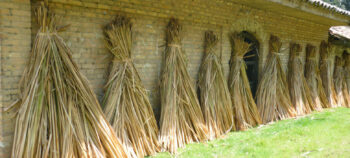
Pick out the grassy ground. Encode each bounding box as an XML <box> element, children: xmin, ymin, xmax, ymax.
<box><xmin>151</xmin><ymin>108</ymin><xmax>350</xmax><ymax>158</ymax></box>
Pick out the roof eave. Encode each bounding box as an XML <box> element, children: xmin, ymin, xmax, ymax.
<box><xmin>266</xmin><ymin>0</ymin><xmax>350</xmax><ymax>23</ymax></box>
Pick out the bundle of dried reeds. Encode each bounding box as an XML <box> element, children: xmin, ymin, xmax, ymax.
<box><xmin>228</xmin><ymin>34</ymin><xmax>262</xmax><ymax>130</ymax></box>
<box><xmin>304</xmin><ymin>44</ymin><xmax>329</xmax><ymax>109</ymax></box>
<box><xmin>102</xmin><ymin>16</ymin><xmax>160</xmax><ymax>158</ymax></box>
<box><xmin>198</xmin><ymin>31</ymin><xmax>234</xmax><ymax>139</ymax></box>
<box><xmin>343</xmin><ymin>53</ymin><xmax>350</xmax><ymax>108</ymax></box>
<box><xmin>159</xmin><ymin>18</ymin><xmax>208</xmax><ymax>153</ymax></box>
<box><xmin>333</xmin><ymin>55</ymin><xmax>349</xmax><ymax>107</ymax></box>
<box><xmin>288</xmin><ymin>43</ymin><xmax>315</xmax><ymax>115</ymax></box>
<box><xmin>342</xmin><ymin>81</ymin><xmax>350</xmax><ymax>108</ymax></box>
<box><xmin>320</xmin><ymin>41</ymin><xmax>338</xmax><ymax>107</ymax></box>
<box><xmin>11</xmin><ymin>3</ymin><xmax>127</xmax><ymax>158</ymax></box>
<box><xmin>256</xmin><ymin>35</ymin><xmax>296</xmax><ymax>124</ymax></box>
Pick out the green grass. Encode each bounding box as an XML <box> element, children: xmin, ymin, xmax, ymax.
<box><xmin>151</xmin><ymin>108</ymin><xmax>350</xmax><ymax>158</ymax></box>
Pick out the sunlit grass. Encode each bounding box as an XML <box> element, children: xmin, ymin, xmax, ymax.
<box><xmin>151</xmin><ymin>108</ymin><xmax>350</xmax><ymax>158</ymax></box>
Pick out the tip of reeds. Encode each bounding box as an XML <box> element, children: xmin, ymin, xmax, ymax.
<box><xmin>229</xmin><ymin>33</ymin><xmax>237</xmax><ymax>50</ymax></box>
<box><xmin>230</xmin><ymin>33</ymin><xmax>251</xmax><ymax>58</ymax></box>
<box><xmin>166</xmin><ymin>18</ymin><xmax>181</xmax><ymax>44</ymax></box>
<box><xmin>320</xmin><ymin>40</ymin><xmax>328</xmax><ymax>48</ymax></box>
<box><xmin>306</xmin><ymin>44</ymin><xmax>316</xmax><ymax>59</ymax></box>
<box><xmin>229</xmin><ymin>32</ymin><xmax>242</xmax><ymax>44</ymax></box>
<box><xmin>104</xmin><ymin>15</ymin><xmax>132</xmax><ymax>59</ymax></box>
<box><xmin>204</xmin><ymin>31</ymin><xmax>218</xmax><ymax>54</ymax></box>
<box><xmin>35</xmin><ymin>2</ymin><xmax>52</xmax><ymax>30</ymax></box>
<box><xmin>320</xmin><ymin>40</ymin><xmax>332</xmax><ymax>59</ymax></box>
<box><xmin>290</xmin><ymin>43</ymin><xmax>302</xmax><ymax>57</ymax></box>
<box><xmin>35</xmin><ymin>2</ymin><xmax>68</xmax><ymax>33</ymax></box>
<box><xmin>106</xmin><ymin>15</ymin><xmax>132</xmax><ymax>31</ymax></box>
<box><xmin>269</xmin><ymin>35</ymin><xmax>282</xmax><ymax>53</ymax></box>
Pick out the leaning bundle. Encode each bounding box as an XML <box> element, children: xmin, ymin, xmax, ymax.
<box><xmin>102</xmin><ymin>16</ymin><xmax>159</xmax><ymax>158</ymax></box>
<box><xmin>342</xmin><ymin>81</ymin><xmax>350</xmax><ymax>108</ymax></box>
<box><xmin>228</xmin><ymin>34</ymin><xmax>262</xmax><ymax>130</ymax></box>
<box><xmin>304</xmin><ymin>44</ymin><xmax>329</xmax><ymax>109</ymax></box>
<box><xmin>320</xmin><ymin>41</ymin><xmax>337</xmax><ymax>107</ymax></box>
<box><xmin>12</xmin><ymin>4</ymin><xmax>127</xmax><ymax>158</ymax></box>
<box><xmin>256</xmin><ymin>35</ymin><xmax>296</xmax><ymax>124</ymax></box>
<box><xmin>333</xmin><ymin>56</ymin><xmax>349</xmax><ymax>107</ymax></box>
<box><xmin>344</xmin><ymin>53</ymin><xmax>350</xmax><ymax>107</ymax></box>
<box><xmin>198</xmin><ymin>31</ymin><xmax>234</xmax><ymax>139</ymax></box>
<box><xmin>159</xmin><ymin>18</ymin><xmax>208</xmax><ymax>153</ymax></box>
<box><xmin>288</xmin><ymin>43</ymin><xmax>315</xmax><ymax>115</ymax></box>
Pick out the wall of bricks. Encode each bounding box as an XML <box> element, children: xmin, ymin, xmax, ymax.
<box><xmin>0</xmin><ymin>0</ymin><xmax>348</xmax><ymax>157</ymax></box>
<box><xmin>0</xmin><ymin>0</ymin><xmax>32</xmax><ymax>157</ymax></box>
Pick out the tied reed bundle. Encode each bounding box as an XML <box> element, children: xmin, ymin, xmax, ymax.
<box><xmin>102</xmin><ymin>16</ymin><xmax>160</xmax><ymax>158</ymax></box>
<box><xmin>256</xmin><ymin>35</ymin><xmax>296</xmax><ymax>124</ymax></box>
<box><xmin>228</xmin><ymin>34</ymin><xmax>262</xmax><ymax>130</ymax></box>
<box><xmin>288</xmin><ymin>43</ymin><xmax>315</xmax><ymax>115</ymax></box>
<box><xmin>320</xmin><ymin>41</ymin><xmax>337</xmax><ymax>107</ymax></box>
<box><xmin>343</xmin><ymin>53</ymin><xmax>350</xmax><ymax>108</ymax></box>
<box><xmin>159</xmin><ymin>18</ymin><xmax>208</xmax><ymax>153</ymax></box>
<box><xmin>333</xmin><ymin>55</ymin><xmax>349</xmax><ymax>107</ymax></box>
<box><xmin>198</xmin><ymin>31</ymin><xmax>234</xmax><ymax>139</ymax></box>
<box><xmin>305</xmin><ymin>44</ymin><xmax>329</xmax><ymax>109</ymax></box>
<box><xmin>11</xmin><ymin>3</ymin><xmax>127</xmax><ymax>158</ymax></box>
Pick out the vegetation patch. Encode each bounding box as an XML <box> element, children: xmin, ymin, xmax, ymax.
<box><xmin>151</xmin><ymin>108</ymin><xmax>350</xmax><ymax>158</ymax></box>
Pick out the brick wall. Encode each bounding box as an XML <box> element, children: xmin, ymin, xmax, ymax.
<box><xmin>1</xmin><ymin>0</ymin><xmax>348</xmax><ymax>157</ymax></box>
<box><xmin>0</xmin><ymin>0</ymin><xmax>31</xmax><ymax>157</ymax></box>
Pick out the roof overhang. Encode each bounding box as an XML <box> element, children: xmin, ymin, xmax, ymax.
<box><xmin>329</xmin><ymin>26</ymin><xmax>350</xmax><ymax>47</ymax></box>
<box><xmin>232</xmin><ymin>0</ymin><xmax>349</xmax><ymax>26</ymax></box>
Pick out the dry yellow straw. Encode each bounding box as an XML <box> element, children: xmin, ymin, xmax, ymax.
<box><xmin>11</xmin><ymin>3</ymin><xmax>127</xmax><ymax>158</ymax></box>
<box><xmin>288</xmin><ymin>43</ymin><xmax>315</xmax><ymax>115</ymax></box>
<box><xmin>229</xmin><ymin>33</ymin><xmax>262</xmax><ymax>130</ymax></box>
<box><xmin>343</xmin><ymin>53</ymin><xmax>350</xmax><ymax>108</ymax></box>
<box><xmin>305</xmin><ymin>44</ymin><xmax>328</xmax><ymax>109</ymax></box>
<box><xmin>320</xmin><ymin>41</ymin><xmax>338</xmax><ymax>108</ymax></box>
<box><xmin>333</xmin><ymin>55</ymin><xmax>349</xmax><ymax>107</ymax></box>
<box><xmin>159</xmin><ymin>18</ymin><xmax>208</xmax><ymax>153</ymax></box>
<box><xmin>198</xmin><ymin>31</ymin><xmax>234</xmax><ymax>139</ymax></box>
<box><xmin>256</xmin><ymin>35</ymin><xmax>296</xmax><ymax>124</ymax></box>
<box><xmin>102</xmin><ymin>15</ymin><xmax>160</xmax><ymax>158</ymax></box>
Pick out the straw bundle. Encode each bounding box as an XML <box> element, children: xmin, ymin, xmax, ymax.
<box><xmin>342</xmin><ymin>81</ymin><xmax>350</xmax><ymax>108</ymax></box>
<box><xmin>288</xmin><ymin>43</ymin><xmax>315</xmax><ymax>115</ymax></box>
<box><xmin>159</xmin><ymin>18</ymin><xmax>208</xmax><ymax>153</ymax></box>
<box><xmin>344</xmin><ymin>53</ymin><xmax>350</xmax><ymax>108</ymax></box>
<box><xmin>228</xmin><ymin>34</ymin><xmax>262</xmax><ymax>130</ymax></box>
<box><xmin>304</xmin><ymin>44</ymin><xmax>329</xmax><ymax>109</ymax></box>
<box><xmin>102</xmin><ymin>16</ymin><xmax>159</xmax><ymax>158</ymax></box>
<box><xmin>256</xmin><ymin>35</ymin><xmax>296</xmax><ymax>124</ymax></box>
<box><xmin>198</xmin><ymin>31</ymin><xmax>234</xmax><ymax>139</ymax></box>
<box><xmin>333</xmin><ymin>55</ymin><xmax>349</xmax><ymax>107</ymax></box>
<box><xmin>11</xmin><ymin>4</ymin><xmax>127</xmax><ymax>158</ymax></box>
<box><xmin>320</xmin><ymin>41</ymin><xmax>337</xmax><ymax>107</ymax></box>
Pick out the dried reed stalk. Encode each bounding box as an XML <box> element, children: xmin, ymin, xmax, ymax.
<box><xmin>288</xmin><ymin>43</ymin><xmax>315</xmax><ymax>115</ymax></box>
<box><xmin>11</xmin><ymin>4</ymin><xmax>127</xmax><ymax>158</ymax></box>
<box><xmin>228</xmin><ymin>34</ymin><xmax>262</xmax><ymax>130</ymax></box>
<box><xmin>342</xmin><ymin>82</ymin><xmax>350</xmax><ymax>108</ymax></box>
<box><xmin>102</xmin><ymin>16</ymin><xmax>160</xmax><ymax>158</ymax></box>
<box><xmin>344</xmin><ymin>53</ymin><xmax>350</xmax><ymax>108</ymax></box>
<box><xmin>198</xmin><ymin>31</ymin><xmax>234</xmax><ymax>139</ymax></box>
<box><xmin>256</xmin><ymin>35</ymin><xmax>296</xmax><ymax>124</ymax></box>
<box><xmin>305</xmin><ymin>44</ymin><xmax>329</xmax><ymax>109</ymax></box>
<box><xmin>159</xmin><ymin>18</ymin><xmax>208</xmax><ymax>153</ymax></box>
<box><xmin>333</xmin><ymin>55</ymin><xmax>349</xmax><ymax>107</ymax></box>
<box><xmin>320</xmin><ymin>41</ymin><xmax>338</xmax><ymax>107</ymax></box>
